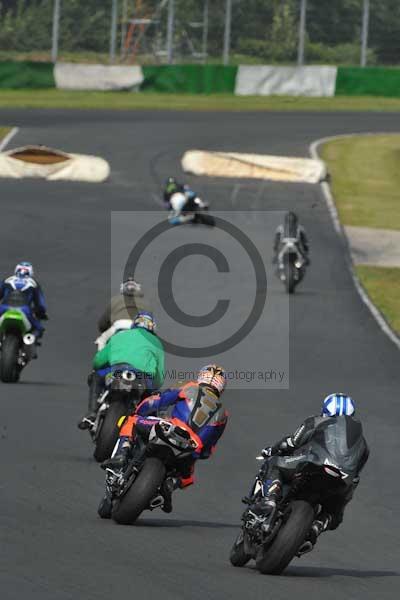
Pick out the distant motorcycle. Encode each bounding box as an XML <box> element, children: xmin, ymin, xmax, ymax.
<box><xmin>276</xmin><ymin>238</ymin><xmax>306</xmax><ymax>294</ymax></box>
<box><xmin>100</xmin><ymin>418</ymin><xmax>201</xmax><ymax>524</ymax></box>
<box><xmin>89</xmin><ymin>368</ymin><xmax>145</xmax><ymax>463</ymax></box>
<box><xmin>0</xmin><ymin>307</ymin><xmax>38</xmax><ymax>382</ymax></box>
<box><xmin>230</xmin><ymin>446</ymin><xmax>354</xmax><ymax>575</ymax></box>
<box><xmin>168</xmin><ymin>192</ymin><xmax>215</xmax><ymax>227</ymax></box>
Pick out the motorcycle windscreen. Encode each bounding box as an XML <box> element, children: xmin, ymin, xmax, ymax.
<box><xmin>307</xmin><ymin>417</ymin><xmax>367</xmax><ymax>476</ymax></box>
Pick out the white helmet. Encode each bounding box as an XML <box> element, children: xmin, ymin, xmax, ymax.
<box><xmin>15</xmin><ymin>261</ymin><xmax>34</xmax><ymax>278</ymax></box>
<box><xmin>120</xmin><ymin>277</ymin><xmax>142</xmax><ymax>297</ymax></box>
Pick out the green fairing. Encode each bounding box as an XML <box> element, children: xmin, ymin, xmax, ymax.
<box><xmin>93</xmin><ymin>328</ymin><xmax>165</xmax><ymax>389</ymax></box>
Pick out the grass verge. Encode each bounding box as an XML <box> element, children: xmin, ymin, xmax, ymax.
<box><xmin>0</xmin><ymin>126</ymin><xmax>11</xmax><ymax>142</ymax></box>
<box><xmin>355</xmin><ymin>266</ymin><xmax>400</xmax><ymax>335</ymax></box>
<box><xmin>321</xmin><ymin>134</ymin><xmax>400</xmax><ymax>230</ymax></box>
<box><xmin>2</xmin><ymin>90</ymin><xmax>400</xmax><ymax>112</ymax></box>
<box><xmin>322</xmin><ymin>134</ymin><xmax>400</xmax><ymax>337</ymax></box>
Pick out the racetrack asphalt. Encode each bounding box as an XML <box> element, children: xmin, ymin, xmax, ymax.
<box><xmin>0</xmin><ymin>108</ymin><xmax>400</xmax><ymax>600</ymax></box>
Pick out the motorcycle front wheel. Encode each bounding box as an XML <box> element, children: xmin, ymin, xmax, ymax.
<box><xmin>229</xmin><ymin>530</ymin><xmax>251</xmax><ymax>567</ymax></box>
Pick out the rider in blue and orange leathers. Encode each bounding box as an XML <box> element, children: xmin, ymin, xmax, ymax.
<box><xmin>102</xmin><ymin>364</ymin><xmax>228</xmax><ymax>513</ymax></box>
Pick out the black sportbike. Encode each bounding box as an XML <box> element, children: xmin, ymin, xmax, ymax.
<box><xmin>230</xmin><ymin>445</ymin><xmax>357</xmax><ymax>575</ymax></box>
<box><xmin>90</xmin><ymin>368</ymin><xmax>145</xmax><ymax>463</ymax></box>
<box><xmin>99</xmin><ymin>418</ymin><xmax>200</xmax><ymax>524</ymax></box>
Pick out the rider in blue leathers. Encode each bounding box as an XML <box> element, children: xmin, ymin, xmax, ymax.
<box><xmin>0</xmin><ymin>262</ymin><xmax>48</xmax><ymax>338</ymax></box>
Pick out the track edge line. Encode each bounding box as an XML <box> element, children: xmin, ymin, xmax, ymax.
<box><xmin>310</xmin><ymin>132</ymin><xmax>400</xmax><ymax>351</ymax></box>
<box><xmin>0</xmin><ymin>126</ymin><xmax>19</xmax><ymax>152</ymax></box>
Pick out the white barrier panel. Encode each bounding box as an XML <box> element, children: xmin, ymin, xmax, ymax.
<box><xmin>236</xmin><ymin>66</ymin><xmax>337</xmax><ymax>97</ymax></box>
<box><xmin>0</xmin><ymin>145</ymin><xmax>110</xmax><ymax>183</ymax></box>
<box><xmin>182</xmin><ymin>150</ymin><xmax>326</xmax><ymax>184</ymax></box>
<box><xmin>55</xmin><ymin>63</ymin><xmax>144</xmax><ymax>91</ymax></box>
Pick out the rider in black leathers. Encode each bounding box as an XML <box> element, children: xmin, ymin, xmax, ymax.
<box><xmin>273</xmin><ymin>211</ymin><xmax>310</xmax><ymax>268</ymax></box>
<box><xmin>252</xmin><ymin>393</ymin><xmax>369</xmax><ymax>545</ymax></box>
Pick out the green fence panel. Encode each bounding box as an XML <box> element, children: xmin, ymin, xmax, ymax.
<box><xmin>142</xmin><ymin>65</ymin><xmax>237</xmax><ymax>94</ymax></box>
<box><xmin>0</xmin><ymin>61</ymin><xmax>55</xmax><ymax>89</ymax></box>
<box><xmin>336</xmin><ymin>67</ymin><xmax>400</xmax><ymax>97</ymax></box>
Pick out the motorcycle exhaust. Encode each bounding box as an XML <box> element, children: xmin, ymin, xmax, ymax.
<box><xmin>23</xmin><ymin>333</ymin><xmax>36</xmax><ymax>346</ymax></box>
<box><xmin>297</xmin><ymin>541</ymin><xmax>314</xmax><ymax>556</ymax></box>
<box><xmin>122</xmin><ymin>370</ymin><xmax>136</xmax><ymax>383</ymax></box>
<box><xmin>149</xmin><ymin>495</ymin><xmax>165</xmax><ymax>510</ymax></box>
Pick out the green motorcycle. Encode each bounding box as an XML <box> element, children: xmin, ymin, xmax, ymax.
<box><xmin>0</xmin><ymin>308</ymin><xmax>37</xmax><ymax>383</ymax></box>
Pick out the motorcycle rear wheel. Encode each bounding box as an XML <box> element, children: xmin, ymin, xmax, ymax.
<box><xmin>112</xmin><ymin>457</ymin><xmax>166</xmax><ymax>525</ymax></box>
<box><xmin>93</xmin><ymin>398</ymin><xmax>127</xmax><ymax>463</ymax></box>
<box><xmin>0</xmin><ymin>334</ymin><xmax>21</xmax><ymax>383</ymax></box>
<box><xmin>255</xmin><ymin>500</ymin><xmax>314</xmax><ymax>575</ymax></box>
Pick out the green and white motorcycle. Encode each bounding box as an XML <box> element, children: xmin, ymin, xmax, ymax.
<box><xmin>0</xmin><ymin>308</ymin><xmax>37</xmax><ymax>383</ymax></box>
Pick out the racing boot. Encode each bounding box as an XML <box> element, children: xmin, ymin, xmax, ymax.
<box><xmin>101</xmin><ymin>436</ymin><xmax>132</xmax><ymax>472</ymax></box>
<box><xmin>161</xmin><ymin>477</ymin><xmax>180</xmax><ymax>514</ymax></box>
<box><xmin>309</xmin><ymin>514</ymin><xmax>331</xmax><ymax>546</ymax></box>
<box><xmin>78</xmin><ymin>371</ymin><xmax>103</xmax><ymax>430</ymax></box>
<box><xmin>78</xmin><ymin>412</ymin><xmax>96</xmax><ymax>430</ymax></box>
<box><xmin>251</xmin><ymin>480</ymin><xmax>282</xmax><ymax>517</ymax></box>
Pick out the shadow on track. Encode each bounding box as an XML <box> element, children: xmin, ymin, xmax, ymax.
<box><xmin>137</xmin><ymin>518</ymin><xmax>238</xmax><ymax>530</ymax></box>
<box><xmin>18</xmin><ymin>381</ymin><xmax>73</xmax><ymax>388</ymax></box>
<box><xmin>285</xmin><ymin>566</ymin><xmax>400</xmax><ymax>578</ymax></box>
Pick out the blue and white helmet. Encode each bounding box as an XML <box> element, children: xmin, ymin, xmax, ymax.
<box><xmin>15</xmin><ymin>261</ymin><xmax>34</xmax><ymax>278</ymax></box>
<box><xmin>322</xmin><ymin>393</ymin><xmax>355</xmax><ymax>417</ymax></box>
<box><xmin>133</xmin><ymin>311</ymin><xmax>156</xmax><ymax>333</ymax></box>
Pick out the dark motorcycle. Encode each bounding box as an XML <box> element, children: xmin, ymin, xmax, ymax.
<box><xmin>100</xmin><ymin>418</ymin><xmax>200</xmax><ymax>524</ymax></box>
<box><xmin>276</xmin><ymin>238</ymin><xmax>306</xmax><ymax>294</ymax></box>
<box><xmin>0</xmin><ymin>307</ymin><xmax>39</xmax><ymax>383</ymax></box>
<box><xmin>230</xmin><ymin>446</ymin><xmax>355</xmax><ymax>575</ymax></box>
<box><xmin>191</xmin><ymin>197</ymin><xmax>215</xmax><ymax>227</ymax></box>
<box><xmin>90</xmin><ymin>368</ymin><xmax>145</xmax><ymax>463</ymax></box>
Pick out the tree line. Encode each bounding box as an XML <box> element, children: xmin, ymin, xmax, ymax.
<box><xmin>0</xmin><ymin>0</ymin><xmax>399</xmax><ymax>64</ymax></box>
